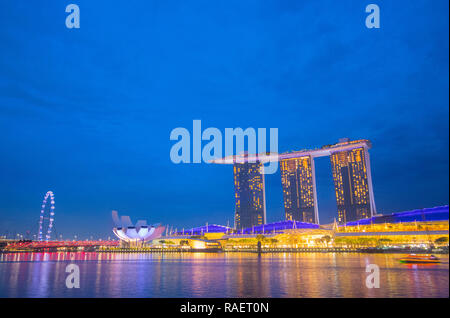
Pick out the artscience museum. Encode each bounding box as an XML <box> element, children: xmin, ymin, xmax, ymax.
<box><xmin>112</xmin><ymin>210</ymin><xmax>165</xmax><ymax>247</ymax></box>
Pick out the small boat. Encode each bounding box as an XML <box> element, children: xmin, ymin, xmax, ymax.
<box><xmin>399</xmin><ymin>254</ymin><xmax>441</xmax><ymax>264</ymax></box>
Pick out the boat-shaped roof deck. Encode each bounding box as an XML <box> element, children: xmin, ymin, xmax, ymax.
<box><xmin>211</xmin><ymin>139</ymin><xmax>371</xmax><ymax>164</ymax></box>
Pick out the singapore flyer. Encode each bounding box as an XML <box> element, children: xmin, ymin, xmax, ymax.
<box><xmin>38</xmin><ymin>191</ymin><xmax>55</xmax><ymax>241</ymax></box>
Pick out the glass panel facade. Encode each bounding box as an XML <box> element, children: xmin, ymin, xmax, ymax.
<box><xmin>330</xmin><ymin>147</ymin><xmax>371</xmax><ymax>224</ymax></box>
<box><xmin>280</xmin><ymin>156</ymin><xmax>316</xmax><ymax>223</ymax></box>
<box><xmin>233</xmin><ymin>161</ymin><xmax>266</xmax><ymax>229</ymax></box>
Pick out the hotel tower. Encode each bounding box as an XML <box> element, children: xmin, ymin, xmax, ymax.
<box><xmin>280</xmin><ymin>156</ymin><xmax>318</xmax><ymax>223</ymax></box>
<box><xmin>233</xmin><ymin>161</ymin><xmax>266</xmax><ymax>230</ymax></box>
<box><xmin>211</xmin><ymin>138</ymin><xmax>376</xmax><ymax>227</ymax></box>
<box><xmin>330</xmin><ymin>140</ymin><xmax>375</xmax><ymax>224</ymax></box>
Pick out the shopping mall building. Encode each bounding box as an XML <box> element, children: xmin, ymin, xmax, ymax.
<box><xmin>158</xmin><ymin>206</ymin><xmax>449</xmax><ymax>249</ymax></box>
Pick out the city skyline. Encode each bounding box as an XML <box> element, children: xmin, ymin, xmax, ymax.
<box><xmin>0</xmin><ymin>136</ymin><xmax>447</xmax><ymax>240</ymax></box>
<box><xmin>0</xmin><ymin>1</ymin><xmax>448</xmax><ymax>239</ymax></box>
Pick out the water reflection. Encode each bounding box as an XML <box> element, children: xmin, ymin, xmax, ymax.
<box><xmin>0</xmin><ymin>252</ymin><xmax>448</xmax><ymax>297</ymax></box>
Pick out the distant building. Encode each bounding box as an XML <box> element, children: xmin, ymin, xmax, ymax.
<box><xmin>330</xmin><ymin>142</ymin><xmax>375</xmax><ymax>224</ymax></box>
<box><xmin>280</xmin><ymin>156</ymin><xmax>318</xmax><ymax>223</ymax></box>
<box><xmin>233</xmin><ymin>161</ymin><xmax>266</xmax><ymax>229</ymax></box>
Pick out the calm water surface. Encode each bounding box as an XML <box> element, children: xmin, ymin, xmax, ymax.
<box><xmin>0</xmin><ymin>252</ymin><xmax>448</xmax><ymax>297</ymax></box>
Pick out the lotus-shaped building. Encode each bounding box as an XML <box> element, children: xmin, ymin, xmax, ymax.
<box><xmin>112</xmin><ymin>210</ymin><xmax>165</xmax><ymax>247</ymax></box>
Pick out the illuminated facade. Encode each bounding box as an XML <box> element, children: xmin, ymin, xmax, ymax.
<box><xmin>111</xmin><ymin>210</ymin><xmax>165</xmax><ymax>247</ymax></box>
<box><xmin>330</xmin><ymin>141</ymin><xmax>375</xmax><ymax>224</ymax></box>
<box><xmin>335</xmin><ymin>205</ymin><xmax>449</xmax><ymax>246</ymax></box>
<box><xmin>233</xmin><ymin>161</ymin><xmax>266</xmax><ymax>229</ymax></box>
<box><xmin>157</xmin><ymin>206</ymin><xmax>448</xmax><ymax>250</ymax></box>
<box><xmin>211</xmin><ymin>138</ymin><xmax>376</xmax><ymax>226</ymax></box>
<box><xmin>280</xmin><ymin>156</ymin><xmax>318</xmax><ymax>223</ymax></box>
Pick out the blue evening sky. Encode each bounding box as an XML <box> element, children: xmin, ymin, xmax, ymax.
<box><xmin>0</xmin><ymin>1</ymin><xmax>448</xmax><ymax>238</ymax></box>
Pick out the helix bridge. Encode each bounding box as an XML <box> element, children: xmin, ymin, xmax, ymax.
<box><xmin>4</xmin><ymin>240</ymin><xmax>119</xmax><ymax>251</ymax></box>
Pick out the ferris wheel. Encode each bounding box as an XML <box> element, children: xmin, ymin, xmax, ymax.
<box><xmin>38</xmin><ymin>191</ymin><xmax>55</xmax><ymax>241</ymax></box>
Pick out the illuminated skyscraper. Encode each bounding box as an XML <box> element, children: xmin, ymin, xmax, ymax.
<box><xmin>280</xmin><ymin>156</ymin><xmax>318</xmax><ymax>223</ymax></box>
<box><xmin>212</xmin><ymin>138</ymin><xmax>376</xmax><ymax>226</ymax></box>
<box><xmin>330</xmin><ymin>140</ymin><xmax>375</xmax><ymax>224</ymax></box>
<box><xmin>233</xmin><ymin>161</ymin><xmax>266</xmax><ymax>229</ymax></box>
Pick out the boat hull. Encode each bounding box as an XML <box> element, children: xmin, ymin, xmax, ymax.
<box><xmin>399</xmin><ymin>259</ymin><xmax>440</xmax><ymax>264</ymax></box>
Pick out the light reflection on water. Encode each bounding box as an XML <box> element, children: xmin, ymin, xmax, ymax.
<box><xmin>0</xmin><ymin>252</ymin><xmax>448</xmax><ymax>298</ymax></box>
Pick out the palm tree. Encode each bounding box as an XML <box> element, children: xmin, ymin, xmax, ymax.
<box><xmin>255</xmin><ymin>234</ymin><xmax>266</xmax><ymax>242</ymax></box>
<box><xmin>322</xmin><ymin>235</ymin><xmax>332</xmax><ymax>247</ymax></box>
<box><xmin>435</xmin><ymin>237</ymin><xmax>449</xmax><ymax>245</ymax></box>
<box><xmin>377</xmin><ymin>238</ymin><xmax>392</xmax><ymax>246</ymax></box>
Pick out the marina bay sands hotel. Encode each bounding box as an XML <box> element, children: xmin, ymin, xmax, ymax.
<box><xmin>212</xmin><ymin>138</ymin><xmax>377</xmax><ymax>229</ymax></box>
